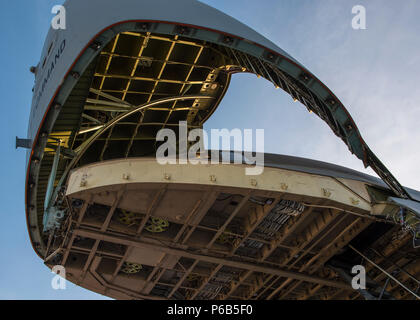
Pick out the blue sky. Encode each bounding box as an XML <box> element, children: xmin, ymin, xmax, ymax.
<box><xmin>0</xmin><ymin>0</ymin><xmax>419</xmax><ymax>299</ymax></box>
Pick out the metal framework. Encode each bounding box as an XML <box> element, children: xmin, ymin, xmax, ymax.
<box><xmin>41</xmin><ymin>173</ymin><xmax>419</xmax><ymax>300</ymax></box>
<box><xmin>74</xmin><ymin>32</ymin><xmax>227</xmax><ymax>164</ymax></box>
<box><xmin>46</xmin><ymin>182</ymin><xmax>366</xmax><ymax>299</ymax></box>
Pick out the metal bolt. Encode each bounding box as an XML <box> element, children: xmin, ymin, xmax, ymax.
<box><xmin>90</xmin><ymin>41</ymin><xmax>102</xmax><ymax>50</ymax></box>
<box><xmin>323</xmin><ymin>188</ymin><xmax>332</xmax><ymax>197</ymax></box>
<box><xmin>223</xmin><ymin>36</ymin><xmax>233</xmax><ymax>44</ymax></box>
<box><xmin>71</xmin><ymin>71</ymin><xmax>80</xmax><ymax>79</ymax></box>
<box><xmin>80</xmin><ymin>175</ymin><xmax>87</xmax><ymax>187</ymax></box>
<box><xmin>350</xmin><ymin>197</ymin><xmax>360</xmax><ymax>205</ymax></box>
<box><xmin>327</xmin><ymin>98</ymin><xmax>336</xmax><ymax>106</ymax></box>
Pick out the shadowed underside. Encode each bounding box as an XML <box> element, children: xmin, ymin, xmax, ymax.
<box><xmin>38</xmin><ymin>157</ymin><xmax>417</xmax><ymax>300</ymax></box>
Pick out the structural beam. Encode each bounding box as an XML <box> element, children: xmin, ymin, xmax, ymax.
<box><xmin>73</xmin><ymin>228</ymin><xmax>351</xmax><ymax>290</ymax></box>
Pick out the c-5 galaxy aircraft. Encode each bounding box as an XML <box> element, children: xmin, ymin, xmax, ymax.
<box><xmin>19</xmin><ymin>0</ymin><xmax>420</xmax><ymax>300</ymax></box>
